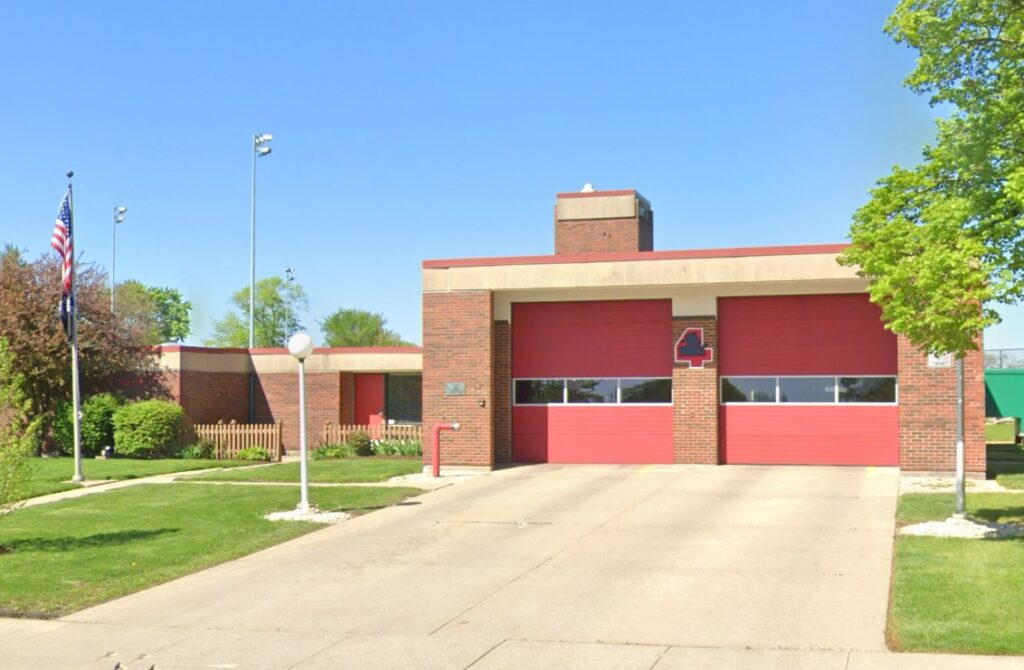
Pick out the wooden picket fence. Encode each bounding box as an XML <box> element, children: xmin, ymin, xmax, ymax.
<box><xmin>321</xmin><ymin>422</ymin><xmax>421</xmax><ymax>445</ymax></box>
<box><xmin>194</xmin><ymin>421</ymin><xmax>284</xmax><ymax>461</ymax></box>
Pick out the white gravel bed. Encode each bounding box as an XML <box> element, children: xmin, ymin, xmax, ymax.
<box><xmin>900</xmin><ymin>515</ymin><xmax>1024</xmax><ymax>539</ymax></box>
<box><xmin>265</xmin><ymin>508</ymin><xmax>350</xmax><ymax>524</ymax></box>
<box><xmin>899</xmin><ymin>476</ymin><xmax>1016</xmax><ymax>495</ymax></box>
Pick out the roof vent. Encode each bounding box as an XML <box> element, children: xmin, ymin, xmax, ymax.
<box><xmin>580</xmin><ymin>182</ymin><xmax>596</xmax><ymax>193</ymax></box>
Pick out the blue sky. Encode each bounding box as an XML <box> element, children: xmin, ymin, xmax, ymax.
<box><xmin>1</xmin><ymin>1</ymin><xmax>1020</xmax><ymax>349</ymax></box>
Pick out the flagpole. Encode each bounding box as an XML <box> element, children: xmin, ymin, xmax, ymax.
<box><xmin>67</xmin><ymin>171</ymin><xmax>84</xmax><ymax>483</ymax></box>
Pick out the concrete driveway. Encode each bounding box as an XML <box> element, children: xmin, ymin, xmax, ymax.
<box><xmin>1</xmin><ymin>464</ymin><xmax>1016</xmax><ymax>669</ymax></box>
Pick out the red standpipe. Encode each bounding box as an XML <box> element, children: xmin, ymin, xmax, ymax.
<box><xmin>431</xmin><ymin>422</ymin><xmax>460</xmax><ymax>477</ymax></box>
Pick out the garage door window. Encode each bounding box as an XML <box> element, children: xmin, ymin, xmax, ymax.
<box><xmin>514</xmin><ymin>378</ymin><xmax>672</xmax><ymax>405</ymax></box>
<box><xmin>721</xmin><ymin>376</ymin><xmax>897</xmax><ymax>404</ymax></box>
<box><xmin>779</xmin><ymin>377</ymin><xmax>835</xmax><ymax>403</ymax></box>
<box><xmin>515</xmin><ymin>380</ymin><xmax>565</xmax><ymax>404</ymax></box>
<box><xmin>620</xmin><ymin>378</ymin><xmax>672</xmax><ymax>403</ymax></box>
<box><xmin>721</xmin><ymin>377</ymin><xmax>777</xmax><ymax>403</ymax></box>
<box><xmin>567</xmin><ymin>379</ymin><xmax>618</xmax><ymax>403</ymax></box>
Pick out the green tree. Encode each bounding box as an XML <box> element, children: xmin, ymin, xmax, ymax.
<box><xmin>319</xmin><ymin>308</ymin><xmax>411</xmax><ymax>347</ymax></box>
<box><xmin>115</xmin><ymin>280</ymin><xmax>191</xmax><ymax>345</ymax></box>
<box><xmin>206</xmin><ymin>276</ymin><xmax>308</xmax><ymax>348</ymax></box>
<box><xmin>840</xmin><ymin>0</ymin><xmax>1024</xmax><ymax>356</ymax></box>
<box><xmin>840</xmin><ymin>0</ymin><xmax>1024</xmax><ymax>516</ymax></box>
<box><xmin>0</xmin><ymin>339</ymin><xmax>41</xmax><ymax>530</ymax></box>
<box><xmin>0</xmin><ymin>247</ymin><xmax>153</xmax><ymax>444</ymax></box>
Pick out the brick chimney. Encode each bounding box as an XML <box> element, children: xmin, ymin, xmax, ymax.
<box><xmin>554</xmin><ymin>185</ymin><xmax>653</xmax><ymax>254</ymax></box>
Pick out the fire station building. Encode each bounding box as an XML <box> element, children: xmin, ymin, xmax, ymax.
<box><xmin>422</xmin><ymin>188</ymin><xmax>985</xmax><ymax>474</ymax></box>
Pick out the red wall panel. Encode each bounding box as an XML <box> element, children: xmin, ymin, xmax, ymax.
<box><xmin>718</xmin><ymin>294</ymin><xmax>897</xmax><ymax>375</ymax></box>
<box><xmin>354</xmin><ymin>373</ymin><xmax>385</xmax><ymax>425</ymax></box>
<box><xmin>720</xmin><ymin>405</ymin><xmax>898</xmax><ymax>465</ymax></box>
<box><xmin>512</xmin><ymin>300</ymin><xmax>672</xmax><ymax>378</ymax></box>
<box><xmin>513</xmin><ymin>406</ymin><xmax>673</xmax><ymax>464</ymax></box>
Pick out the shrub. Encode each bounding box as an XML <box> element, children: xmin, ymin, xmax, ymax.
<box><xmin>371</xmin><ymin>439</ymin><xmax>422</xmax><ymax>457</ymax></box>
<box><xmin>347</xmin><ymin>430</ymin><xmax>373</xmax><ymax>457</ymax></box>
<box><xmin>234</xmin><ymin>446</ymin><xmax>271</xmax><ymax>461</ymax></box>
<box><xmin>312</xmin><ymin>443</ymin><xmax>356</xmax><ymax>460</ymax></box>
<box><xmin>112</xmin><ymin>400</ymin><xmax>185</xmax><ymax>458</ymax></box>
<box><xmin>53</xmin><ymin>393</ymin><xmax>123</xmax><ymax>457</ymax></box>
<box><xmin>177</xmin><ymin>439</ymin><xmax>215</xmax><ymax>460</ymax></box>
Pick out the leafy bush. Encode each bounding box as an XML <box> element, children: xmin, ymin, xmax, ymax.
<box><xmin>178</xmin><ymin>439</ymin><xmax>215</xmax><ymax>459</ymax></box>
<box><xmin>234</xmin><ymin>446</ymin><xmax>271</xmax><ymax>461</ymax></box>
<box><xmin>347</xmin><ymin>430</ymin><xmax>373</xmax><ymax>457</ymax></box>
<box><xmin>371</xmin><ymin>439</ymin><xmax>422</xmax><ymax>457</ymax></box>
<box><xmin>53</xmin><ymin>393</ymin><xmax>123</xmax><ymax>457</ymax></box>
<box><xmin>112</xmin><ymin>400</ymin><xmax>185</xmax><ymax>458</ymax></box>
<box><xmin>312</xmin><ymin>443</ymin><xmax>356</xmax><ymax>460</ymax></box>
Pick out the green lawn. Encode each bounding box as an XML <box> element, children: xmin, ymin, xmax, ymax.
<box><xmin>0</xmin><ymin>483</ymin><xmax>422</xmax><ymax>618</ymax></box>
<box><xmin>185</xmin><ymin>457</ymin><xmax>422</xmax><ymax>484</ymax></box>
<box><xmin>20</xmin><ymin>457</ymin><xmax>263</xmax><ymax>499</ymax></box>
<box><xmin>891</xmin><ymin>493</ymin><xmax>1024</xmax><ymax>654</ymax></box>
<box><xmin>986</xmin><ymin>420</ymin><xmax>1019</xmax><ymax>444</ymax></box>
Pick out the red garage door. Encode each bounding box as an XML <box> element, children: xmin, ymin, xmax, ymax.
<box><xmin>512</xmin><ymin>300</ymin><xmax>673</xmax><ymax>464</ymax></box>
<box><xmin>718</xmin><ymin>294</ymin><xmax>899</xmax><ymax>466</ymax></box>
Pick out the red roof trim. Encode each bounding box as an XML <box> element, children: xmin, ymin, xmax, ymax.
<box><xmin>158</xmin><ymin>345</ymin><xmax>422</xmax><ymax>355</ymax></box>
<box><xmin>422</xmin><ymin>243</ymin><xmax>850</xmax><ymax>269</ymax></box>
<box><xmin>556</xmin><ymin>189</ymin><xmax>637</xmax><ymax>199</ymax></box>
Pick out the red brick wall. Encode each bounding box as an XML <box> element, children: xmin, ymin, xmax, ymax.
<box><xmin>673</xmin><ymin>316</ymin><xmax>719</xmax><ymax>464</ymax></box>
<box><xmin>117</xmin><ymin>370</ymin><xmax>178</xmax><ymax>403</ymax></box>
<box><xmin>554</xmin><ymin>217</ymin><xmax>653</xmax><ymax>254</ymax></box>
<box><xmin>177</xmin><ymin>371</ymin><xmax>248</xmax><ymax>427</ymax></box>
<box><xmin>422</xmin><ymin>290</ymin><xmax>494</xmax><ymax>467</ymax></box>
<box><xmin>493</xmin><ymin>321</ymin><xmax>511</xmax><ymax>463</ymax></box>
<box><xmin>898</xmin><ymin>336</ymin><xmax>986</xmax><ymax>473</ymax></box>
<box><xmin>255</xmin><ymin>371</ymin><xmax>342</xmax><ymax>452</ymax></box>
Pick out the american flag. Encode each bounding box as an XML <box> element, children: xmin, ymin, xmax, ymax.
<box><xmin>51</xmin><ymin>191</ymin><xmax>73</xmax><ymax>296</ymax></box>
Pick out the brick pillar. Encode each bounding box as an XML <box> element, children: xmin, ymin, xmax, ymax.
<box><xmin>493</xmin><ymin>320</ymin><xmax>511</xmax><ymax>463</ymax></box>
<box><xmin>897</xmin><ymin>336</ymin><xmax>986</xmax><ymax>474</ymax></box>
<box><xmin>673</xmin><ymin>316</ymin><xmax>719</xmax><ymax>464</ymax></box>
<box><xmin>340</xmin><ymin>372</ymin><xmax>355</xmax><ymax>425</ymax></box>
<box><xmin>422</xmin><ymin>290</ymin><xmax>495</xmax><ymax>467</ymax></box>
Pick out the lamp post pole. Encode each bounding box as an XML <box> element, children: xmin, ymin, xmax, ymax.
<box><xmin>111</xmin><ymin>206</ymin><xmax>127</xmax><ymax>313</ymax></box>
<box><xmin>288</xmin><ymin>332</ymin><xmax>314</xmax><ymax>512</ymax></box>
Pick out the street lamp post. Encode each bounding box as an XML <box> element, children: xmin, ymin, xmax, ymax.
<box><xmin>288</xmin><ymin>331</ymin><xmax>314</xmax><ymax>511</ymax></box>
<box><xmin>250</xmin><ymin>132</ymin><xmax>273</xmax><ymax>349</ymax></box>
<box><xmin>111</xmin><ymin>206</ymin><xmax>127</xmax><ymax>313</ymax></box>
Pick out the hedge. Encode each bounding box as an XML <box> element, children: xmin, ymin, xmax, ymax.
<box><xmin>112</xmin><ymin>400</ymin><xmax>185</xmax><ymax>458</ymax></box>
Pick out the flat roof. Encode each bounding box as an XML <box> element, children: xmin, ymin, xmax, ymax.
<box><xmin>422</xmin><ymin>243</ymin><xmax>850</xmax><ymax>270</ymax></box>
<box><xmin>158</xmin><ymin>345</ymin><xmax>422</xmax><ymax>355</ymax></box>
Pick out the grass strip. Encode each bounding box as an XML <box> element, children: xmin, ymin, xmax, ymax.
<box><xmin>0</xmin><ymin>483</ymin><xmax>421</xmax><ymax>618</ymax></box>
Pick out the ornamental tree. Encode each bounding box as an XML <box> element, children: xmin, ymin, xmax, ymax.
<box><xmin>0</xmin><ymin>247</ymin><xmax>153</xmax><ymax>441</ymax></box>
<box><xmin>840</xmin><ymin>0</ymin><xmax>1024</xmax><ymax>357</ymax></box>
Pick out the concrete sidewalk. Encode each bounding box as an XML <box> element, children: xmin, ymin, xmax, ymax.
<box><xmin>2</xmin><ymin>464</ymin><xmax>1022</xmax><ymax>669</ymax></box>
<box><xmin>20</xmin><ymin>463</ymin><xmax>460</xmax><ymax>509</ymax></box>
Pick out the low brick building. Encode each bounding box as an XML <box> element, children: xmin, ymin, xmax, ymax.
<box><xmin>123</xmin><ymin>346</ymin><xmax>422</xmax><ymax>451</ymax></box>
<box><xmin>421</xmin><ymin>187</ymin><xmax>985</xmax><ymax>474</ymax></box>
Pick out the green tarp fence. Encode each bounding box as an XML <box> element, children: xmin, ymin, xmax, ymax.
<box><xmin>986</xmin><ymin>369</ymin><xmax>1024</xmax><ymax>419</ymax></box>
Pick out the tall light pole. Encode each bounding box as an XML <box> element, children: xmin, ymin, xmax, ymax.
<box><xmin>111</xmin><ymin>206</ymin><xmax>127</xmax><ymax>313</ymax></box>
<box><xmin>250</xmin><ymin>132</ymin><xmax>273</xmax><ymax>349</ymax></box>
<box><xmin>285</xmin><ymin>266</ymin><xmax>296</xmax><ymax>338</ymax></box>
<box><xmin>288</xmin><ymin>331</ymin><xmax>315</xmax><ymax>512</ymax></box>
